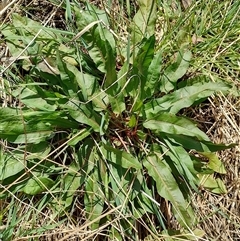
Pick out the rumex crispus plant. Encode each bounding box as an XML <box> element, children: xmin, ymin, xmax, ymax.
<box><xmin>0</xmin><ymin>1</ymin><xmax>234</xmax><ymax>240</ymax></box>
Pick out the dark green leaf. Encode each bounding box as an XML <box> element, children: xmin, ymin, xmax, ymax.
<box><xmin>167</xmin><ymin>134</ymin><xmax>236</xmax><ymax>152</ymax></box>
<box><xmin>133</xmin><ymin>36</ymin><xmax>155</xmax><ymax>100</ymax></box>
<box><xmin>145</xmin><ymin>50</ymin><xmax>162</xmax><ymax>96</ymax></box>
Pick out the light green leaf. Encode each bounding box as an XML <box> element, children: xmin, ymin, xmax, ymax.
<box><xmin>143</xmin><ymin>113</ymin><xmax>209</xmax><ymax>141</ymax></box>
<box><xmin>128</xmin><ymin>115</ymin><xmax>137</xmax><ymax>128</ymax></box>
<box><xmin>108</xmin><ymin>94</ymin><xmax>125</xmax><ymax>114</ymax></box>
<box><xmin>131</xmin><ymin>0</ymin><xmax>157</xmax><ymax>44</ymax></box>
<box><xmin>160</xmin><ymin>228</ymin><xmax>205</xmax><ymax>241</ymax></box>
<box><xmin>74</xmin><ymin>4</ymin><xmax>115</xmax><ymax>49</ymax></box>
<box><xmin>68</xmin><ymin>103</ymin><xmax>101</xmax><ymax>132</ymax></box>
<box><xmin>160</xmin><ymin>50</ymin><xmax>192</xmax><ymax>93</ymax></box>
<box><xmin>65</xmin><ymin>0</ymin><xmax>72</xmax><ymax>22</ymax></box>
<box><xmin>0</xmin><ymin>120</ymin><xmax>53</xmax><ymax>144</ymax></box>
<box><xmin>60</xmin><ymin>61</ymin><xmax>108</xmax><ymax>109</ymax></box>
<box><xmin>12</xmin><ymin>86</ymin><xmax>57</xmax><ymax>111</ymax></box>
<box><xmin>0</xmin><ymin>107</ymin><xmax>78</xmax><ymax>143</ymax></box>
<box><xmin>100</xmin><ymin>144</ymin><xmax>142</xmax><ymax>170</ymax></box>
<box><xmin>200</xmin><ymin>174</ymin><xmax>227</xmax><ymax>194</ymax></box>
<box><xmin>0</xmin><ymin>153</ymin><xmax>25</xmax><ymax>181</ymax></box>
<box><xmin>23</xmin><ymin>176</ymin><xmax>55</xmax><ymax>195</ymax></box>
<box><xmin>12</xmin><ymin>13</ymin><xmax>58</xmax><ymax>39</ymax></box>
<box><xmin>201</xmin><ymin>152</ymin><xmax>226</xmax><ymax>174</ymax></box>
<box><xmin>73</xmin><ymin>4</ymin><xmax>117</xmax><ymax>88</ymax></box>
<box><xmin>143</xmin><ymin>154</ymin><xmax>195</xmax><ymax>227</ymax></box>
<box><xmin>144</xmin><ymin>81</ymin><xmax>230</xmax><ymax>116</ymax></box>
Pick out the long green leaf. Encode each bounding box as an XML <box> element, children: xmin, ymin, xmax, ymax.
<box><xmin>61</xmin><ymin>163</ymin><xmax>82</xmax><ymax>209</ymax></box>
<box><xmin>100</xmin><ymin>144</ymin><xmax>142</xmax><ymax>170</ymax></box>
<box><xmin>160</xmin><ymin>50</ymin><xmax>192</xmax><ymax>93</ymax></box>
<box><xmin>133</xmin><ymin>36</ymin><xmax>155</xmax><ymax>100</ymax></box>
<box><xmin>0</xmin><ymin>120</ymin><xmax>53</xmax><ymax>144</ymax></box>
<box><xmin>145</xmin><ymin>50</ymin><xmax>162</xmax><ymax>96</ymax></box>
<box><xmin>0</xmin><ymin>107</ymin><xmax>78</xmax><ymax>143</ymax></box>
<box><xmin>143</xmin><ymin>154</ymin><xmax>195</xmax><ymax>227</ymax></box>
<box><xmin>68</xmin><ymin>103</ymin><xmax>102</xmax><ymax>132</ymax></box>
<box><xmin>131</xmin><ymin>0</ymin><xmax>157</xmax><ymax>44</ymax></box>
<box><xmin>143</xmin><ymin>113</ymin><xmax>209</xmax><ymax>141</ymax></box>
<box><xmin>144</xmin><ymin>81</ymin><xmax>230</xmax><ymax>116</ymax></box>
<box><xmin>76</xmin><ymin>139</ymin><xmax>96</xmax><ymax>175</ymax></box>
<box><xmin>56</xmin><ymin>52</ymin><xmax>80</xmax><ymax>98</ymax></box>
<box><xmin>167</xmin><ymin>134</ymin><xmax>236</xmax><ymax>152</ymax></box>
<box><xmin>12</xmin><ymin>13</ymin><xmax>60</xmax><ymax>40</ymax></box>
<box><xmin>84</xmin><ymin>168</ymin><xmax>104</xmax><ymax>230</ymax></box>
<box><xmin>109</xmin><ymin>166</ymin><xmax>128</xmax><ymax>208</ymax></box>
<box><xmin>110</xmin><ymin>164</ymin><xmax>142</xmax><ymax>205</ymax></box>
<box><xmin>12</xmin><ymin>86</ymin><xmax>57</xmax><ymax>111</ymax></box>
<box><xmin>161</xmin><ymin>140</ymin><xmax>199</xmax><ymax>190</ymax></box>
<box><xmin>74</xmin><ymin>4</ymin><xmax>117</xmax><ymax>88</ymax></box>
<box><xmin>68</xmin><ymin>128</ymin><xmax>92</xmax><ymax>146</ymax></box>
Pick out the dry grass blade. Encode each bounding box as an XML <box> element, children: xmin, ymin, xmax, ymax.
<box><xmin>0</xmin><ymin>0</ymin><xmax>17</xmax><ymax>16</ymax></box>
